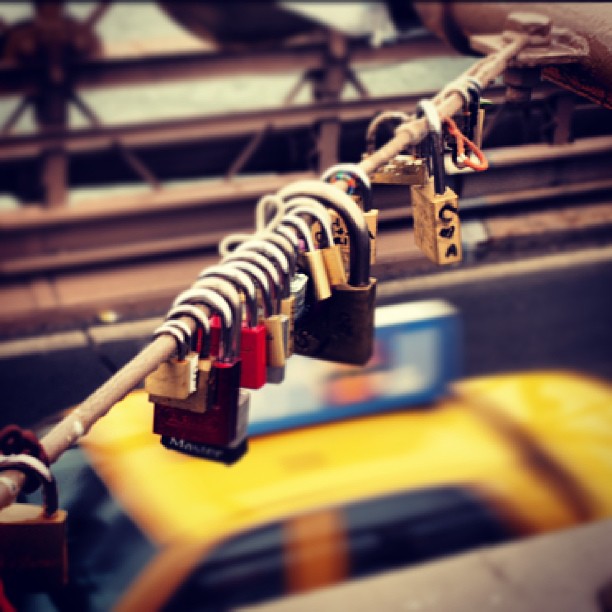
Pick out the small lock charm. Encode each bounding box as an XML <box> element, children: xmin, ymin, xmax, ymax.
<box><xmin>279</xmin><ymin>180</ymin><xmax>377</xmax><ymax>366</ymax></box>
<box><xmin>0</xmin><ymin>454</ymin><xmax>68</xmax><ymax>590</ymax></box>
<box><xmin>320</xmin><ymin>164</ymin><xmax>378</xmax><ymax>270</ymax></box>
<box><xmin>412</xmin><ymin>99</ymin><xmax>462</xmax><ymax>266</ymax></box>
<box><xmin>144</xmin><ymin>319</ymin><xmax>198</xmax><ymax>400</ymax></box>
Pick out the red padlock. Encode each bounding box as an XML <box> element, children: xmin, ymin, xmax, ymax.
<box><xmin>197</xmin><ymin>265</ymin><xmax>267</xmax><ymax>390</ymax></box>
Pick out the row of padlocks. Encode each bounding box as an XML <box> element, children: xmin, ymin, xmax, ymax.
<box><xmin>143</xmin><ymin>84</ymin><xmax>489</xmax><ymax>465</ymax></box>
<box><xmin>0</xmin><ymin>87</ymin><xmax>489</xmax><ymax>592</ymax></box>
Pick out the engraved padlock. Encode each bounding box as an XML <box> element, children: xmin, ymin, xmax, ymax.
<box><xmin>412</xmin><ymin>100</ymin><xmax>462</xmax><ymax>265</ymax></box>
<box><xmin>279</xmin><ymin>180</ymin><xmax>377</xmax><ymax>365</ymax></box>
<box><xmin>148</xmin><ymin>305</ymin><xmax>212</xmax><ymax>413</ymax></box>
<box><xmin>0</xmin><ymin>454</ymin><xmax>68</xmax><ymax>589</ymax></box>
<box><xmin>144</xmin><ymin>319</ymin><xmax>198</xmax><ymax>399</ymax></box>
<box><xmin>285</xmin><ymin>197</ymin><xmax>347</xmax><ymax>287</ymax></box>
<box><xmin>197</xmin><ymin>266</ymin><xmax>267</xmax><ymax>390</ymax></box>
<box><xmin>321</xmin><ymin>163</ymin><xmax>378</xmax><ymax>268</ymax></box>
<box><xmin>158</xmin><ymin>288</ymin><xmax>250</xmax><ymax>464</ymax></box>
<box><xmin>222</xmin><ymin>247</ymin><xmax>288</xmax><ymax>383</ymax></box>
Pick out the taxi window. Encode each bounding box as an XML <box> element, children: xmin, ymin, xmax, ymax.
<box><xmin>164</xmin><ymin>486</ymin><xmax>513</xmax><ymax>611</ymax></box>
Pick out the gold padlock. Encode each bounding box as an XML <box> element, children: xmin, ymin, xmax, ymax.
<box><xmin>411</xmin><ymin>178</ymin><xmax>462</xmax><ymax>265</ymax></box>
<box><xmin>147</xmin><ymin>305</ymin><xmax>213</xmax><ymax>413</ymax></box>
<box><xmin>282</xmin><ymin>214</ymin><xmax>331</xmax><ymax>302</ymax></box>
<box><xmin>285</xmin><ymin>198</ymin><xmax>347</xmax><ymax>287</ymax></box>
<box><xmin>0</xmin><ymin>454</ymin><xmax>68</xmax><ymax>589</ymax></box>
<box><xmin>144</xmin><ymin>354</ymin><xmax>199</xmax><ymax>400</ymax></box>
<box><xmin>412</xmin><ymin>99</ymin><xmax>462</xmax><ymax>266</ymax></box>
<box><xmin>368</xmin><ymin>153</ymin><xmax>428</xmax><ymax>186</ymax></box>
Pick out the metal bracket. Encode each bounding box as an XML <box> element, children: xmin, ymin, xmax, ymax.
<box><xmin>469</xmin><ymin>12</ymin><xmax>589</xmax><ymax>68</ymax></box>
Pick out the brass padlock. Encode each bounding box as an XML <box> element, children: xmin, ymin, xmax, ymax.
<box><xmin>144</xmin><ymin>319</ymin><xmax>198</xmax><ymax>399</ymax></box>
<box><xmin>412</xmin><ymin>99</ymin><xmax>462</xmax><ymax>266</ymax></box>
<box><xmin>361</xmin><ymin>113</ymin><xmax>427</xmax><ymax>187</ymax></box>
<box><xmin>285</xmin><ymin>197</ymin><xmax>347</xmax><ymax>287</ymax></box>
<box><xmin>0</xmin><ymin>454</ymin><xmax>68</xmax><ymax>589</ymax></box>
<box><xmin>320</xmin><ymin>164</ymin><xmax>378</xmax><ymax>269</ymax></box>
<box><xmin>412</xmin><ymin>179</ymin><xmax>462</xmax><ymax>265</ymax></box>
<box><xmin>368</xmin><ymin>153</ymin><xmax>428</xmax><ymax>186</ymax></box>
<box><xmin>148</xmin><ymin>304</ymin><xmax>213</xmax><ymax>413</ymax></box>
<box><xmin>279</xmin><ymin>180</ymin><xmax>377</xmax><ymax>365</ymax></box>
<box><xmin>282</xmin><ymin>213</ymin><xmax>331</xmax><ymax>302</ymax></box>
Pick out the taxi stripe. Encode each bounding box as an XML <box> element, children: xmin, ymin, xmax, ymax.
<box><xmin>284</xmin><ymin>508</ymin><xmax>349</xmax><ymax>593</ymax></box>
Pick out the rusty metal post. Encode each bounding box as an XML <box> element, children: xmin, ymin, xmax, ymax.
<box><xmin>32</xmin><ymin>1</ymin><xmax>69</xmax><ymax>208</ymax></box>
<box><xmin>312</xmin><ymin>30</ymin><xmax>348</xmax><ymax>172</ymax></box>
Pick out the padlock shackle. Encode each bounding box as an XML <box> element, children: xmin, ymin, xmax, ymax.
<box><xmin>284</xmin><ymin>198</ymin><xmax>335</xmax><ymax>248</ymax></box>
<box><xmin>173</xmin><ymin>287</ymin><xmax>234</xmax><ymax>361</ymax></box>
<box><xmin>280</xmin><ymin>214</ymin><xmax>316</xmax><ymax>253</ymax></box>
<box><xmin>0</xmin><ymin>454</ymin><xmax>58</xmax><ymax>517</ymax></box>
<box><xmin>321</xmin><ymin>163</ymin><xmax>373</xmax><ymax>212</ymax></box>
<box><xmin>261</xmin><ymin>231</ymin><xmax>297</xmax><ymax>285</ymax></box>
<box><xmin>279</xmin><ymin>180</ymin><xmax>371</xmax><ymax>287</ymax></box>
<box><xmin>416</xmin><ymin>100</ymin><xmax>445</xmax><ymax>196</ymax></box>
<box><xmin>198</xmin><ymin>265</ymin><xmax>258</xmax><ymax>329</ymax></box>
<box><xmin>224</xmin><ymin>260</ymin><xmax>274</xmax><ymax>320</ymax></box>
<box><xmin>222</xmin><ymin>253</ymin><xmax>278</xmax><ymax>316</ymax></box>
<box><xmin>166</xmin><ymin>304</ymin><xmax>211</xmax><ymax>358</ymax></box>
<box><xmin>466</xmin><ymin>77</ymin><xmax>482</xmax><ymax>142</ymax></box>
<box><xmin>154</xmin><ymin>320</ymin><xmax>191</xmax><ymax>361</ymax></box>
<box><xmin>192</xmin><ymin>278</ymin><xmax>242</xmax><ymax>362</ymax></box>
<box><xmin>236</xmin><ymin>240</ymin><xmax>290</xmax><ymax>307</ymax></box>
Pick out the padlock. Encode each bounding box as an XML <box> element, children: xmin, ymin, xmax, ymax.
<box><xmin>147</xmin><ymin>304</ymin><xmax>212</xmax><ymax>413</ymax></box>
<box><xmin>236</xmin><ymin>237</ymin><xmax>296</xmax><ymax>359</ymax></box>
<box><xmin>368</xmin><ymin>153</ymin><xmax>428</xmax><ymax>186</ymax></box>
<box><xmin>192</xmin><ymin>276</ymin><xmax>243</xmax><ymax>360</ymax></box>
<box><xmin>159</xmin><ymin>390</ymin><xmax>250</xmax><ymax>465</ymax></box>
<box><xmin>0</xmin><ymin>454</ymin><xmax>67</xmax><ymax>589</ymax></box>
<box><xmin>279</xmin><ymin>180</ymin><xmax>377</xmax><ymax>365</ymax></box>
<box><xmin>465</xmin><ymin>77</ymin><xmax>484</xmax><ymax>149</ymax></box>
<box><xmin>144</xmin><ymin>319</ymin><xmax>198</xmax><ymax>400</ymax></box>
<box><xmin>150</xmin><ymin>289</ymin><xmax>231</xmax><ymax>423</ymax></box>
<box><xmin>285</xmin><ymin>197</ymin><xmax>347</xmax><ymax>287</ymax></box>
<box><xmin>162</xmin><ymin>291</ymin><xmax>248</xmax><ymax>464</ymax></box>
<box><xmin>361</xmin><ymin>114</ymin><xmax>428</xmax><ymax>186</ymax></box>
<box><xmin>411</xmin><ymin>100</ymin><xmax>462</xmax><ymax>265</ymax></box>
<box><xmin>196</xmin><ymin>266</ymin><xmax>266</xmax><ymax>390</ymax></box>
<box><xmin>321</xmin><ymin>163</ymin><xmax>378</xmax><ymax>268</ymax></box>
<box><xmin>222</xmin><ymin>248</ymin><xmax>289</xmax><ymax>383</ymax></box>
<box><xmin>157</xmin><ymin>287</ymin><xmax>249</xmax><ymax>464</ymax></box>
<box><xmin>222</xmin><ymin>249</ymin><xmax>281</xmax><ymax>321</ymax></box>
<box><xmin>282</xmin><ymin>213</ymin><xmax>331</xmax><ymax>302</ymax></box>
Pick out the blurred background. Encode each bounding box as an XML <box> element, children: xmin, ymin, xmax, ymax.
<box><xmin>0</xmin><ymin>2</ymin><xmax>611</xmax><ymax>610</ymax></box>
